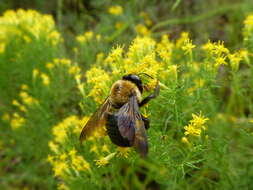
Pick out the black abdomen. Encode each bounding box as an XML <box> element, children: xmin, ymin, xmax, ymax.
<box><xmin>106</xmin><ymin>113</ymin><xmax>131</xmax><ymax>147</ymax></box>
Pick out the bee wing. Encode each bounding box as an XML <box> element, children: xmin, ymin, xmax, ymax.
<box><xmin>80</xmin><ymin>97</ymin><xmax>111</xmax><ymax>142</ymax></box>
<box><xmin>117</xmin><ymin>95</ymin><xmax>148</xmax><ymax>157</ymax></box>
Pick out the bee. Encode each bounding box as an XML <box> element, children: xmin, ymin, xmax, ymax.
<box><xmin>79</xmin><ymin>74</ymin><xmax>160</xmax><ymax>157</ymax></box>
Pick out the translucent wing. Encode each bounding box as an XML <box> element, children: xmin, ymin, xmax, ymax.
<box><xmin>117</xmin><ymin>95</ymin><xmax>148</xmax><ymax>157</ymax></box>
<box><xmin>80</xmin><ymin>97</ymin><xmax>110</xmax><ymax>142</ymax></box>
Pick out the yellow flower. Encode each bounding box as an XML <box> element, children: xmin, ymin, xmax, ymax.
<box><xmin>184</xmin><ymin>124</ymin><xmax>201</xmax><ymax>136</ymax></box>
<box><xmin>135</xmin><ymin>24</ymin><xmax>150</xmax><ymax>36</ymax></box>
<box><xmin>182</xmin><ymin>39</ymin><xmax>196</xmax><ymax>55</ymax></box>
<box><xmin>46</xmin><ymin>62</ymin><xmax>54</xmax><ymax>70</ymax></box>
<box><xmin>215</xmin><ymin>56</ymin><xmax>227</xmax><ymax>67</ymax></box>
<box><xmin>101</xmin><ymin>144</ymin><xmax>110</xmax><ymax>153</ymax></box>
<box><xmin>181</xmin><ymin>137</ymin><xmax>190</xmax><ymax>145</ymax></box>
<box><xmin>69</xmin><ymin>148</ymin><xmax>77</xmax><ymax>157</ymax></box>
<box><xmin>184</xmin><ymin>112</ymin><xmax>209</xmax><ymax>137</ymax></box>
<box><xmin>40</xmin><ymin>73</ymin><xmax>50</xmax><ymax>86</ymax></box>
<box><xmin>90</xmin><ymin>144</ymin><xmax>99</xmax><ymax>154</ymax></box>
<box><xmin>190</xmin><ymin>113</ymin><xmax>209</xmax><ymax>129</ymax></box>
<box><xmin>21</xmin><ymin>84</ymin><xmax>28</xmax><ymax>90</ymax></box>
<box><xmin>32</xmin><ymin>69</ymin><xmax>39</xmax><ymax>79</ymax></box>
<box><xmin>10</xmin><ymin>113</ymin><xmax>25</xmax><ymax>129</ymax></box>
<box><xmin>95</xmin><ymin>152</ymin><xmax>116</xmax><ymax>167</ymax></box>
<box><xmin>96</xmin><ymin>34</ymin><xmax>101</xmax><ymax>41</ymax></box>
<box><xmin>60</xmin><ymin>153</ymin><xmax>67</xmax><ymax>160</ymax></box>
<box><xmin>68</xmin><ymin>65</ymin><xmax>81</xmax><ymax>75</ymax></box>
<box><xmin>48</xmin><ymin>141</ymin><xmax>58</xmax><ymax>153</ymax></box>
<box><xmin>12</xmin><ymin>99</ymin><xmax>21</xmax><ymax>106</ymax></box>
<box><xmin>47</xmin><ymin>155</ymin><xmax>55</xmax><ymax>164</ymax></box>
<box><xmin>53</xmin><ymin>161</ymin><xmax>68</xmax><ymax>177</ymax></box>
<box><xmin>108</xmin><ymin>5</ymin><xmax>123</xmax><ymax>15</ymax></box>
<box><xmin>19</xmin><ymin>105</ymin><xmax>27</xmax><ymax>112</ymax></box>
<box><xmin>0</xmin><ymin>43</ymin><xmax>5</xmax><ymax>53</ymax></box>
<box><xmin>229</xmin><ymin>52</ymin><xmax>242</xmax><ymax>71</ymax></box>
<box><xmin>76</xmin><ymin>35</ymin><xmax>86</xmax><ymax>43</ymax></box>
<box><xmin>57</xmin><ymin>183</ymin><xmax>69</xmax><ymax>190</ymax></box>
<box><xmin>71</xmin><ymin>155</ymin><xmax>90</xmax><ymax>171</ymax></box>
<box><xmin>117</xmin><ymin>147</ymin><xmax>130</xmax><ymax>158</ymax></box>
<box><xmin>176</xmin><ymin>32</ymin><xmax>189</xmax><ymax>47</ymax></box>
<box><xmin>23</xmin><ymin>35</ymin><xmax>31</xmax><ymax>43</ymax></box>
<box><xmin>84</xmin><ymin>31</ymin><xmax>93</xmax><ymax>40</ymax></box>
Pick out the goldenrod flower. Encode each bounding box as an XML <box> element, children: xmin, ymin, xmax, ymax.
<box><xmin>90</xmin><ymin>144</ymin><xmax>99</xmax><ymax>154</ymax></box>
<box><xmin>182</xmin><ymin>39</ymin><xmax>196</xmax><ymax>55</ymax></box>
<box><xmin>0</xmin><ymin>43</ymin><xmax>5</xmax><ymax>53</ymax></box>
<box><xmin>60</xmin><ymin>153</ymin><xmax>67</xmax><ymax>160</ymax></box>
<box><xmin>47</xmin><ymin>155</ymin><xmax>55</xmax><ymax>164</ymax></box>
<box><xmin>46</xmin><ymin>62</ymin><xmax>54</xmax><ymax>70</ymax></box>
<box><xmin>184</xmin><ymin>124</ymin><xmax>201</xmax><ymax>136</ymax></box>
<box><xmin>95</xmin><ymin>152</ymin><xmax>116</xmax><ymax>167</ymax></box>
<box><xmin>184</xmin><ymin>112</ymin><xmax>209</xmax><ymax>137</ymax></box>
<box><xmin>101</xmin><ymin>144</ymin><xmax>110</xmax><ymax>153</ymax></box>
<box><xmin>21</xmin><ymin>84</ymin><xmax>28</xmax><ymax>90</ymax></box>
<box><xmin>48</xmin><ymin>141</ymin><xmax>58</xmax><ymax>153</ymax></box>
<box><xmin>12</xmin><ymin>99</ymin><xmax>21</xmax><ymax>106</ymax></box>
<box><xmin>57</xmin><ymin>183</ymin><xmax>69</xmax><ymax>190</ymax></box>
<box><xmin>181</xmin><ymin>137</ymin><xmax>190</xmax><ymax>145</ymax></box>
<box><xmin>32</xmin><ymin>69</ymin><xmax>39</xmax><ymax>79</ymax></box>
<box><xmin>69</xmin><ymin>148</ymin><xmax>77</xmax><ymax>157</ymax></box>
<box><xmin>71</xmin><ymin>155</ymin><xmax>90</xmax><ymax>171</ymax></box>
<box><xmin>117</xmin><ymin>147</ymin><xmax>130</xmax><ymax>158</ymax></box>
<box><xmin>41</xmin><ymin>73</ymin><xmax>50</xmax><ymax>86</ymax></box>
<box><xmin>53</xmin><ymin>161</ymin><xmax>68</xmax><ymax>177</ymax></box>
<box><xmin>135</xmin><ymin>24</ymin><xmax>150</xmax><ymax>36</ymax></box>
<box><xmin>215</xmin><ymin>56</ymin><xmax>227</xmax><ymax>67</ymax></box>
<box><xmin>96</xmin><ymin>34</ymin><xmax>101</xmax><ymax>41</ymax></box>
<box><xmin>10</xmin><ymin>113</ymin><xmax>25</xmax><ymax>129</ymax></box>
<box><xmin>84</xmin><ymin>31</ymin><xmax>93</xmax><ymax>40</ymax></box>
<box><xmin>108</xmin><ymin>5</ymin><xmax>123</xmax><ymax>15</ymax></box>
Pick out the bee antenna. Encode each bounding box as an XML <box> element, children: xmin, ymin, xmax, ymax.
<box><xmin>138</xmin><ymin>73</ymin><xmax>154</xmax><ymax>79</ymax></box>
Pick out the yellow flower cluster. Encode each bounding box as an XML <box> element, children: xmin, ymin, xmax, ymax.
<box><xmin>51</xmin><ymin>115</ymin><xmax>83</xmax><ymax>144</ymax></box>
<box><xmin>9</xmin><ymin>84</ymin><xmax>38</xmax><ymax>129</ymax></box>
<box><xmin>156</xmin><ymin>34</ymin><xmax>174</xmax><ymax>63</ymax></box>
<box><xmin>108</xmin><ymin>5</ymin><xmax>123</xmax><ymax>15</ymax></box>
<box><xmin>135</xmin><ymin>24</ymin><xmax>150</xmax><ymax>36</ymax></box>
<box><xmin>33</xmin><ymin>69</ymin><xmax>50</xmax><ymax>86</ymax></box>
<box><xmin>243</xmin><ymin>14</ymin><xmax>253</xmax><ymax>50</ymax></box>
<box><xmin>48</xmin><ymin>116</ymin><xmax>91</xmax><ymax>177</ymax></box>
<box><xmin>10</xmin><ymin>112</ymin><xmax>25</xmax><ymax>129</ymax></box>
<box><xmin>202</xmin><ymin>40</ymin><xmax>230</xmax><ymax>68</ymax></box>
<box><xmin>183</xmin><ymin>113</ymin><xmax>209</xmax><ymax>138</ymax></box>
<box><xmin>0</xmin><ymin>9</ymin><xmax>62</xmax><ymax>46</ymax></box>
<box><xmin>87</xmin><ymin>36</ymin><xmax>178</xmax><ymax>105</ymax></box>
<box><xmin>76</xmin><ymin>31</ymin><xmax>100</xmax><ymax>44</ymax></box>
<box><xmin>86</xmin><ymin>67</ymin><xmax>111</xmax><ymax>104</ymax></box>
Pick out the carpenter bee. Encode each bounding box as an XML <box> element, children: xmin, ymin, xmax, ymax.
<box><xmin>79</xmin><ymin>74</ymin><xmax>160</xmax><ymax>157</ymax></box>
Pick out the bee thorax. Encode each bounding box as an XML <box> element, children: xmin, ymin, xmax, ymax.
<box><xmin>109</xmin><ymin>80</ymin><xmax>141</xmax><ymax>107</ymax></box>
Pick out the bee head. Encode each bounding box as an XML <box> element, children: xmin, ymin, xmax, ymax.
<box><xmin>122</xmin><ymin>74</ymin><xmax>143</xmax><ymax>93</ymax></box>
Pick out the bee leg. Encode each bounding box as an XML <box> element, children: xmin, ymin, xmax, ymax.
<box><xmin>141</xmin><ymin>115</ymin><xmax>150</xmax><ymax>130</ymax></box>
<box><xmin>139</xmin><ymin>83</ymin><xmax>160</xmax><ymax>107</ymax></box>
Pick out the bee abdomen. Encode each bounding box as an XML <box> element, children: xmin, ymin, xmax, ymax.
<box><xmin>106</xmin><ymin>113</ymin><xmax>131</xmax><ymax>147</ymax></box>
